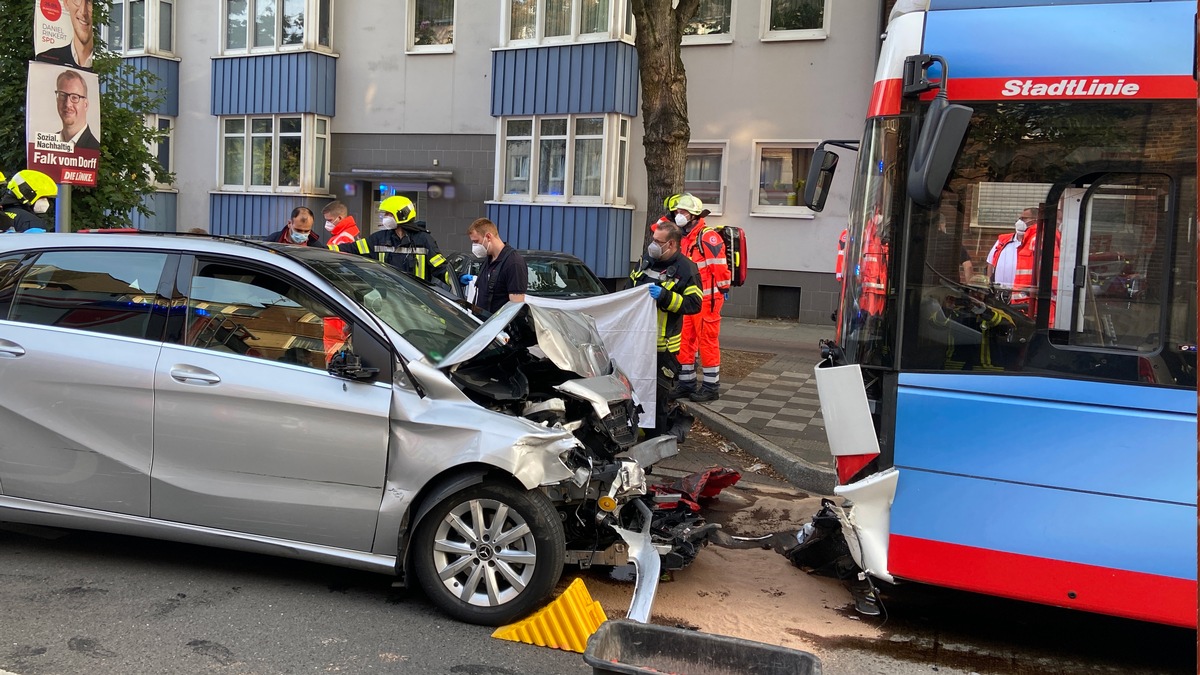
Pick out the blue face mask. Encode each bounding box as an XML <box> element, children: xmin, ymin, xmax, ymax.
<box><xmin>288</xmin><ymin>228</ymin><xmax>309</xmax><ymax>244</ymax></box>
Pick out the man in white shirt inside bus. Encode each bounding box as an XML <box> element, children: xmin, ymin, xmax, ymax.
<box><xmin>986</xmin><ymin>208</ymin><xmax>1034</xmax><ymax>287</ymax></box>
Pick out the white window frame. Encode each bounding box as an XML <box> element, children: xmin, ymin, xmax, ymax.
<box><xmin>407</xmin><ymin>0</ymin><xmax>456</xmax><ymax>54</ymax></box>
<box><xmin>105</xmin><ymin>0</ymin><xmax>176</xmax><ymax>56</ymax></box>
<box><xmin>218</xmin><ymin>114</ymin><xmax>331</xmax><ymax>194</ymax></box>
<box><xmin>683</xmin><ymin>0</ymin><xmax>735</xmax><ymax>46</ymax></box>
<box><xmin>496</xmin><ymin>113</ymin><xmax>631</xmax><ymax>205</ymax></box>
<box><xmin>760</xmin><ymin>0</ymin><xmax>830</xmax><ymax>42</ymax></box>
<box><xmin>147</xmin><ymin>114</ymin><xmax>175</xmax><ymax>188</ymax></box>
<box><xmin>221</xmin><ymin>0</ymin><xmax>334</xmax><ymax>55</ymax></box>
<box><xmin>610</xmin><ymin>117</ymin><xmax>630</xmax><ymax>206</ymax></box>
<box><xmin>684</xmin><ymin>141</ymin><xmax>727</xmax><ymax>215</ymax></box>
<box><xmin>502</xmin><ymin>0</ymin><xmax>624</xmax><ymax>47</ymax></box>
<box><xmin>751</xmin><ymin>140</ymin><xmax>817</xmax><ymax>218</ymax></box>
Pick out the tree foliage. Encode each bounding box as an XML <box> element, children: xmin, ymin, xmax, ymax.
<box><xmin>0</xmin><ymin>0</ymin><xmax>172</xmax><ymax>229</ymax></box>
<box><xmin>630</xmin><ymin>0</ymin><xmax>700</xmax><ymax>246</ymax></box>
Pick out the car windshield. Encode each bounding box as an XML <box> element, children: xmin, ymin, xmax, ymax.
<box><xmin>299</xmin><ymin>250</ymin><xmax>481</xmax><ymax>363</ymax></box>
<box><xmin>466</xmin><ymin>254</ymin><xmax>606</xmax><ymax>298</ymax></box>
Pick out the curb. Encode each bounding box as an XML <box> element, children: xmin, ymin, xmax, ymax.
<box><xmin>685</xmin><ymin>402</ymin><xmax>837</xmax><ymax>496</ymax></box>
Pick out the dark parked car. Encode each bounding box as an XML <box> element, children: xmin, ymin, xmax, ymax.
<box><xmin>446</xmin><ymin>249</ymin><xmax>608</xmax><ymax>301</ymax></box>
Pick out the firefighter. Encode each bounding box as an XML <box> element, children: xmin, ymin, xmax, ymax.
<box><xmin>339</xmin><ymin>195</ymin><xmax>448</xmax><ymax>285</ymax></box>
<box><xmin>629</xmin><ymin>221</ymin><xmax>703</xmax><ymax>439</ymax></box>
<box><xmin>1</xmin><ymin>170</ymin><xmax>58</xmax><ymax>233</ymax></box>
<box><xmin>671</xmin><ymin>194</ymin><xmax>730</xmax><ymax>402</ymax></box>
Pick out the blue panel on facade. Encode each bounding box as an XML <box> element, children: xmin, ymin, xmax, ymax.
<box><xmin>210</xmin><ymin>193</ymin><xmax>329</xmax><ymax>238</ymax></box>
<box><xmin>486</xmin><ymin>204</ymin><xmax>632</xmax><ymax>278</ymax></box>
<box><xmin>211</xmin><ymin>52</ymin><xmax>337</xmax><ymax>116</ymax></box>
<box><xmin>491</xmin><ymin>42</ymin><xmax>639</xmax><ymax>117</ymax></box>
<box><xmin>118</xmin><ymin>56</ymin><xmax>180</xmax><ymax>116</ymax></box>
<box><xmin>127</xmin><ymin>191</ymin><xmax>178</xmax><ymax>232</ymax></box>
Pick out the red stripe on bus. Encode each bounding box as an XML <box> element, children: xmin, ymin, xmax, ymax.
<box><xmin>940</xmin><ymin>75</ymin><xmax>1197</xmax><ymax>101</ymax></box>
<box><xmin>867</xmin><ymin>78</ymin><xmax>903</xmax><ymax>117</ymax></box>
<box><xmin>889</xmin><ymin>534</ymin><xmax>1196</xmax><ymax>627</ymax></box>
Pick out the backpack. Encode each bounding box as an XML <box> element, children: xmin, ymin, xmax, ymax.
<box><xmin>711</xmin><ymin>225</ymin><xmax>748</xmax><ymax>287</ymax></box>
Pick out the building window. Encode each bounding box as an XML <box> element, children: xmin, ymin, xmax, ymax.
<box><xmin>752</xmin><ymin>142</ymin><xmax>815</xmax><ymax>216</ymax></box>
<box><xmin>761</xmin><ymin>0</ymin><xmax>829</xmax><ymax>41</ymax></box>
<box><xmin>498</xmin><ymin>114</ymin><xmax>630</xmax><ymax>204</ymax></box>
<box><xmin>148</xmin><ymin>115</ymin><xmax>174</xmax><ymax>187</ymax></box>
<box><xmin>685</xmin><ymin>143</ymin><xmax>725</xmax><ymax>214</ymax></box>
<box><xmin>506</xmin><ymin>0</ymin><xmax>618</xmax><ymax>45</ymax></box>
<box><xmin>220</xmin><ymin>115</ymin><xmax>330</xmax><ymax>193</ymax></box>
<box><xmin>106</xmin><ymin>0</ymin><xmax>174</xmax><ymax>55</ymax></box>
<box><xmin>224</xmin><ymin>0</ymin><xmax>332</xmax><ymax>53</ymax></box>
<box><xmin>410</xmin><ymin>0</ymin><xmax>455</xmax><ymax>52</ymax></box>
<box><xmin>683</xmin><ymin>0</ymin><xmax>732</xmax><ymax>44</ymax></box>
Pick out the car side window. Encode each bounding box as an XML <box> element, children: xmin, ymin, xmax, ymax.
<box><xmin>7</xmin><ymin>250</ymin><xmax>169</xmax><ymax>340</ymax></box>
<box><xmin>184</xmin><ymin>261</ymin><xmax>349</xmax><ymax>371</ymax></box>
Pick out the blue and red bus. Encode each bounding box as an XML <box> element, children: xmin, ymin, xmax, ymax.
<box><xmin>808</xmin><ymin>0</ymin><xmax>1196</xmax><ymax>627</ymax></box>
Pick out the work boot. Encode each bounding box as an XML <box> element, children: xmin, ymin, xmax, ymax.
<box><xmin>668</xmin><ymin>383</ymin><xmax>695</xmax><ymax>400</ymax></box>
<box><xmin>689</xmin><ymin>386</ymin><xmax>720</xmax><ymax>402</ymax></box>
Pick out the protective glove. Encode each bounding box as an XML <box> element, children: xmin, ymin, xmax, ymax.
<box><xmin>722</xmin><ymin>291</ymin><xmax>729</xmax><ymax>300</ymax></box>
<box><xmin>647</xmin><ymin>284</ymin><xmax>664</xmax><ymax>300</ymax></box>
<box><xmin>460</xmin><ymin>274</ymin><xmax>476</xmax><ymax>286</ymax></box>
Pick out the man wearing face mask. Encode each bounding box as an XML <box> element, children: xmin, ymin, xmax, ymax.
<box><xmin>0</xmin><ymin>170</ymin><xmax>58</xmax><ymax>233</ymax></box>
<box><xmin>986</xmin><ymin>208</ymin><xmax>1035</xmax><ymax>288</ymax></box>
<box><xmin>341</xmin><ymin>196</ymin><xmax>448</xmax><ymax>285</ymax></box>
<box><xmin>321</xmin><ymin>200</ymin><xmax>360</xmax><ymax>247</ymax></box>
<box><xmin>463</xmin><ymin>218</ymin><xmax>526</xmax><ymax>314</ymax></box>
<box><xmin>628</xmin><ymin>221</ymin><xmax>703</xmax><ymax>439</ymax></box>
<box><xmin>269</xmin><ymin>206</ymin><xmax>320</xmax><ymax>246</ymax></box>
<box><xmin>670</xmin><ymin>194</ymin><xmax>729</xmax><ymax>402</ymax></box>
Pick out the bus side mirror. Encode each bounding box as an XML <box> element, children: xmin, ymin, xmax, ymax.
<box><xmin>907</xmin><ymin>97</ymin><xmax>972</xmax><ymax>207</ymax></box>
<box><xmin>804</xmin><ymin>149</ymin><xmax>840</xmax><ymax>212</ymax></box>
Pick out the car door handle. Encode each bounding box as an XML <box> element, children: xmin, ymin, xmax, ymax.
<box><xmin>0</xmin><ymin>339</ymin><xmax>26</xmax><ymax>358</ymax></box>
<box><xmin>169</xmin><ymin>365</ymin><xmax>221</xmax><ymax>385</ymax></box>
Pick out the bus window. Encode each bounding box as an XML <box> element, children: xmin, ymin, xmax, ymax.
<box><xmin>1055</xmin><ymin>174</ymin><xmax>1169</xmax><ymax>353</ymax></box>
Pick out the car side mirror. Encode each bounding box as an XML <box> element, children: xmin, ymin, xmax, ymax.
<box><xmin>328</xmin><ymin>349</ymin><xmax>379</xmax><ymax>380</ymax></box>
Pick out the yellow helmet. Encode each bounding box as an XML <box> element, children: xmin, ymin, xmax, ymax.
<box><xmin>674</xmin><ymin>193</ymin><xmax>704</xmax><ymax>216</ymax></box>
<box><xmin>8</xmin><ymin>170</ymin><xmax>58</xmax><ymax>206</ymax></box>
<box><xmin>379</xmin><ymin>195</ymin><xmax>416</xmax><ymax>225</ymax></box>
<box><xmin>663</xmin><ymin>193</ymin><xmax>684</xmax><ymax>211</ymax></box>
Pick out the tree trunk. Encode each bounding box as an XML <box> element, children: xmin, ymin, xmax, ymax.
<box><xmin>631</xmin><ymin>0</ymin><xmax>700</xmax><ymax>249</ymax></box>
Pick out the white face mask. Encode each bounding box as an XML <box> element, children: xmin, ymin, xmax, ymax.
<box><xmin>33</xmin><ymin>198</ymin><xmax>50</xmax><ymax>214</ymax></box>
<box><xmin>324</xmin><ymin>220</ymin><xmax>336</xmax><ymax>232</ymax></box>
<box><xmin>379</xmin><ymin>215</ymin><xmax>398</xmax><ymax>230</ymax></box>
<box><xmin>1014</xmin><ymin>218</ymin><xmax>1028</xmax><ymax>234</ymax></box>
<box><xmin>674</xmin><ymin>213</ymin><xmax>690</xmax><ymax>227</ymax></box>
<box><xmin>647</xmin><ymin>242</ymin><xmax>664</xmax><ymax>259</ymax></box>
<box><xmin>471</xmin><ymin>242</ymin><xmax>488</xmax><ymax>258</ymax></box>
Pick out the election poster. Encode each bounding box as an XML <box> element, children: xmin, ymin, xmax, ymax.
<box><xmin>26</xmin><ymin>61</ymin><xmax>101</xmax><ymax>187</ymax></box>
<box><xmin>34</xmin><ymin>0</ymin><xmax>96</xmax><ymax>71</ymax></box>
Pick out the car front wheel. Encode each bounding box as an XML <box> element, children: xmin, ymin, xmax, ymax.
<box><xmin>412</xmin><ymin>482</ymin><xmax>565</xmax><ymax>626</ymax></box>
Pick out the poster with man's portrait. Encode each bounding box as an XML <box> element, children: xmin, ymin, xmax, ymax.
<box><xmin>26</xmin><ymin>61</ymin><xmax>101</xmax><ymax>186</ymax></box>
<box><xmin>34</xmin><ymin>0</ymin><xmax>95</xmax><ymax>71</ymax></box>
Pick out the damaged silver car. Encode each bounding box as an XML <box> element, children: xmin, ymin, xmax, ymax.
<box><xmin>0</xmin><ymin>235</ymin><xmax>700</xmax><ymax>626</ymax></box>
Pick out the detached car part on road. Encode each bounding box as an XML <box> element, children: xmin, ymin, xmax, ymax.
<box><xmin>0</xmin><ymin>234</ymin><xmax>702</xmax><ymax>625</ymax></box>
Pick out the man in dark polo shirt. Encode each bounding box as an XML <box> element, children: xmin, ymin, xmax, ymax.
<box><xmin>464</xmin><ymin>217</ymin><xmax>527</xmax><ymax>314</ymax></box>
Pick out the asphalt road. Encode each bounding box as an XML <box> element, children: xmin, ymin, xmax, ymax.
<box><xmin>2</xmin><ymin>513</ymin><xmax>1196</xmax><ymax>675</ymax></box>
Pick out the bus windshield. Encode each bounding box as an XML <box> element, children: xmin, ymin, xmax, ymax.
<box><xmin>839</xmin><ymin>100</ymin><xmax>1196</xmax><ymax>387</ymax></box>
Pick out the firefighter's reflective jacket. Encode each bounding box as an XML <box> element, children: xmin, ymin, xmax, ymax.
<box><xmin>629</xmin><ymin>253</ymin><xmax>703</xmax><ymax>354</ymax></box>
<box><xmin>336</xmin><ymin>227</ymin><xmax>448</xmax><ymax>284</ymax></box>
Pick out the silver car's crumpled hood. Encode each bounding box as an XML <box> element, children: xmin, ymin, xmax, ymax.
<box><xmin>431</xmin><ymin>302</ymin><xmax>613</xmax><ymax>378</ymax></box>
<box><xmin>431</xmin><ymin>302</ymin><xmax>526</xmax><ymax>369</ymax></box>
<box><xmin>526</xmin><ymin>304</ymin><xmax>611</xmax><ymax>378</ymax></box>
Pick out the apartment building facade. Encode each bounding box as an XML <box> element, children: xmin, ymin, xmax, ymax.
<box><xmin>112</xmin><ymin>0</ymin><xmax>877</xmax><ymax>322</ymax></box>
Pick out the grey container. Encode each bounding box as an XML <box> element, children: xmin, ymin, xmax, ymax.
<box><xmin>582</xmin><ymin>620</ymin><xmax>822</xmax><ymax>675</ymax></box>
